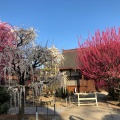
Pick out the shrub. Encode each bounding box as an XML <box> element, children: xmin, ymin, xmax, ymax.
<box><xmin>0</xmin><ymin>86</ymin><xmax>11</xmax><ymax>114</ymax></box>
<box><xmin>55</xmin><ymin>87</ymin><xmax>69</xmax><ymax>99</ymax></box>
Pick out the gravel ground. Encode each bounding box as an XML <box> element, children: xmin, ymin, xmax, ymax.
<box><xmin>59</xmin><ymin>92</ymin><xmax>120</xmax><ymax>120</ymax></box>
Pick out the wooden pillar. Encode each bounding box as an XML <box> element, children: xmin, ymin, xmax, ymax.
<box><xmin>70</xmin><ymin>69</ymin><xmax>71</xmax><ymax>77</ymax></box>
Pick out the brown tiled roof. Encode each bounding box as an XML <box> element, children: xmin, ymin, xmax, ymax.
<box><xmin>60</xmin><ymin>49</ymin><xmax>78</xmax><ymax>70</ymax></box>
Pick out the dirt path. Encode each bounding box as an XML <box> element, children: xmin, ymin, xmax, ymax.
<box><xmin>3</xmin><ymin>93</ymin><xmax>120</xmax><ymax>120</ymax></box>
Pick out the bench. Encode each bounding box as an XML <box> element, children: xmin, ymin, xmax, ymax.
<box><xmin>74</xmin><ymin>92</ymin><xmax>98</xmax><ymax>106</ymax></box>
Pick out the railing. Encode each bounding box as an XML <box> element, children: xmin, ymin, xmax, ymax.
<box><xmin>74</xmin><ymin>92</ymin><xmax>98</xmax><ymax>106</ymax></box>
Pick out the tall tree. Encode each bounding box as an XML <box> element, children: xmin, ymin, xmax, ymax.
<box><xmin>0</xmin><ymin>21</ymin><xmax>65</xmax><ymax>119</ymax></box>
<box><xmin>40</xmin><ymin>45</ymin><xmax>66</xmax><ymax>91</ymax></box>
<box><xmin>77</xmin><ymin>27</ymin><xmax>120</xmax><ymax>90</ymax></box>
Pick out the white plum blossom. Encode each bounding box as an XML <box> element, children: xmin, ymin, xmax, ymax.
<box><xmin>0</xmin><ymin>22</ymin><xmax>67</xmax><ymax>108</ymax></box>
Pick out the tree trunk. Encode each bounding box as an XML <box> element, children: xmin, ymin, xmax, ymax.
<box><xmin>18</xmin><ymin>92</ymin><xmax>25</xmax><ymax>120</ymax></box>
<box><xmin>18</xmin><ymin>74</ymin><xmax>25</xmax><ymax>120</ymax></box>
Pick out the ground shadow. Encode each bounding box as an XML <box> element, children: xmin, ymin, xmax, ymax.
<box><xmin>8</xmin><ymin>106</ymin><xmax>64</xmax><ymax>120</ymax></box>
<box><xmin>102</xmin><ymin>107</ymin><xmax>120</xmax><ymax>120</ymax></box>
<box><xmin>69</xmin><ymin>115</ymin><xmax>84</xmax><ymax>120</ymax></box>
<box><xmin>102</xmin><ymin>114</ymin><xmax>120</xmax><ymax>120</ymax></box>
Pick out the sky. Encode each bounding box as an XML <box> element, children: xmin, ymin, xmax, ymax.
<box><xmin>0</xmin><ymin>0</ymin><xmax>120</xmax><ymax>51</ymax></box>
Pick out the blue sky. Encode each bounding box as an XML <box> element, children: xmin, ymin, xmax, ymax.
<box><xmin>0</xmin><ymin>0</ymin><xmax>120</xmax><ymax>51</ymax></box>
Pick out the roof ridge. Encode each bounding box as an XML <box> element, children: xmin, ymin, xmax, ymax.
<box><xmin>62</xmin><ymin>48</ymin><xmax>78</xmax><ymax>53</ymax></box>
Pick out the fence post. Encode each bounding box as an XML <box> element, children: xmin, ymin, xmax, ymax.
<box><xmin>36</xmin><ymin>105</ymin><xmax>38</xmax><ymax>120</ymax></box>
<box><xmin>66</xmin><ymin>98</ymin><xmax>67</xmax><ymax>107</ymax></box>
<box><xmin>69</xmin><ymin>96</ymin><xmax>71</xmax><ymax>104</ymax></box>
<box><xmin>54</xmin><ymin>103</ymin><xmax>56</xmax><ymax>117</ymax></box>
<box><xmin>47</xmin><ymin>103</ymin><xmax>48</xmax><ymax>120</ymax></box>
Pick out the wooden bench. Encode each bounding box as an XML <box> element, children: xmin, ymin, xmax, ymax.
<box><xmin>74</xmin><ymin>92</ymin><xmax>98</xmax><ymax>106</ymax></box>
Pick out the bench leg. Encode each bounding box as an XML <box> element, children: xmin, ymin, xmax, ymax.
<box><xmin>96</xmin><ymin>99</ymin><xmax>98</xmax><ymax>106</ymax></box>
<box><xmin>95</xmin><ymin>93</ymin><xmax>98</xmax><ymax>106</ymax></box>
<box><xmin>78</xmin><ymin>94</ymin><xmax>80</xmax><ymax>106</ymax></box>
